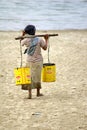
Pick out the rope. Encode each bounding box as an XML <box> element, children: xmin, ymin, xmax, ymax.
<box><xmin>20</xmin><ymin>40</ymin><xmax>22</xmax><ymax>67</ymax></box>
<box><xmin>47</xmin><ymin>38</ymin><xmax>50</xmax><ymax>63</ymax></box>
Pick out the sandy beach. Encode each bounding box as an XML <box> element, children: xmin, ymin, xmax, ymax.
<box><xmin>0</xmin><ymin>30</ymin><xmax>87</xmax><ymax>130</ymax></box>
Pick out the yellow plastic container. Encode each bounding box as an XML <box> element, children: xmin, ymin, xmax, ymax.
<box><xmin>14</xmin><ymin>67</ymin><xmax>31</xmax><ymax>85</ymax></box>
<box><xmin>42</xmin><ymin>63</ymin><xmax>56</xmax><ymax>82</ymax></box>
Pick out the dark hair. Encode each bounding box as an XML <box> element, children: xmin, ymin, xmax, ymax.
<box><xmin>24</xmin><ymin>25</ymin><xmax>36</xmax><ymax>35</ymax></box>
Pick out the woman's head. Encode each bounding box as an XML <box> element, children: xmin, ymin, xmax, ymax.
<box><xmin>24</xmin><ymin>25</ymin><xmax>36</xmax><ymax>35</ymax></box>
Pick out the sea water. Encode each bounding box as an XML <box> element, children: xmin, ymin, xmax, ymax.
<box><xmin>0</xmin><ymin>0</ymin><xmax>87</xmax><ymax>31</ymax></box>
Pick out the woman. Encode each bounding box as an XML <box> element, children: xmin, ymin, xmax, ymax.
<box><xmin>21</xmin><ymin>25</ymin><xmax>49</xmax><ymax>99</ymax></box>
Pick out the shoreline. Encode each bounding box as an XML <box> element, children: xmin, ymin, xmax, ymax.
<box><xmin>0</xmin><ymin>28</ymin><xmax>87</xmax><ymax>32</ymax></box>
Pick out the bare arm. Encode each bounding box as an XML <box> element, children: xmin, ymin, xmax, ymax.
<box><xmin>42</xmin><ymin>34</ymin><xmax>49</xmax><ymax>50</ymax></box>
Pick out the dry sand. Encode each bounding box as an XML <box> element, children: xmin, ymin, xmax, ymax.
<box><xmin>0</xmin><ymin>30</ymin><xmax>87</xmax><ymax>130</ymax></box>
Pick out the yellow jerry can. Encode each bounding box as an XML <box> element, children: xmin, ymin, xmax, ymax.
<box><xmin>14</xmin><ymin>67</ymin><xmax>31</xmax><ymax>85</ymax></box>
<box><xmin>42</xmin><ymin>63</ymin><xmax>56</xmax><ymax>82</ymax></box>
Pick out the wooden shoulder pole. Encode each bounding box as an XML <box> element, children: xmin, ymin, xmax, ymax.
<box><xmin>15</xmin><ymin>34</ymin><xmax>58</xmax><ymax>40</ymax></box>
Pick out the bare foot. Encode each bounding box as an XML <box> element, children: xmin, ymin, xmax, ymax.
<box><xmin>37</xmin><ymin>93</ymin><xmax>44</xmax><ymax>97</ymax></box>
<box><xmin>24</xmin><ymin>96</ymin><xmax>32</xmax><ymax>99</ymax></box>
<box><xmin>27</xmin><ymin>97</ymin><xmax>32</xmax><ymax>99</ymax></box>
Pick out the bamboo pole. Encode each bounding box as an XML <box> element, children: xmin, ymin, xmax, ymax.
<box><xmin>15</xmin><ymin>34</ymin><xmax>58</xmax><ymax>40</ymax></box>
